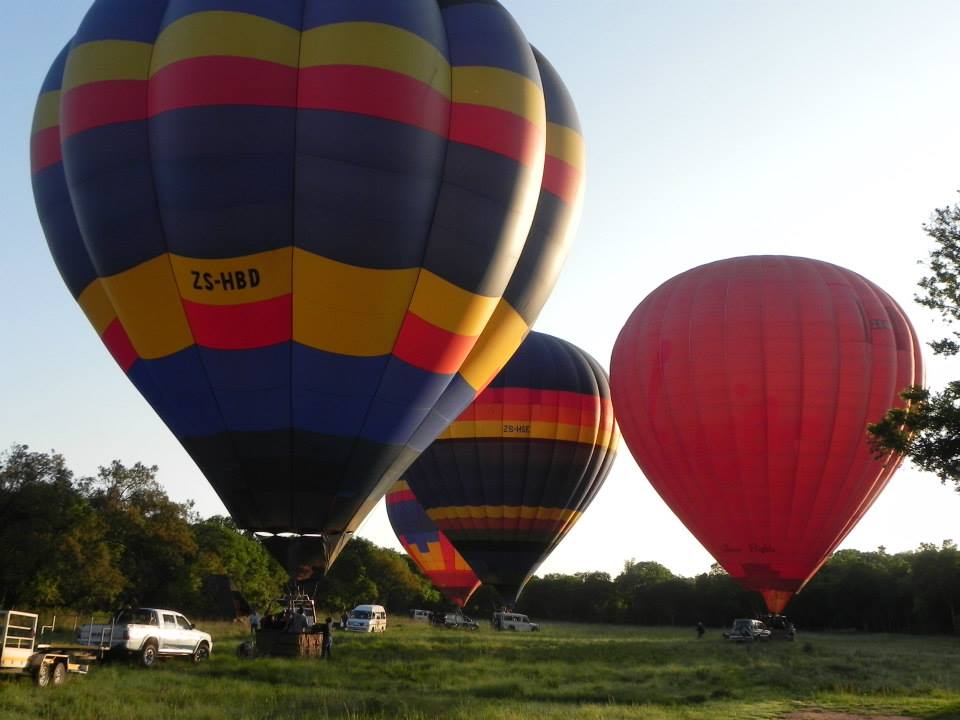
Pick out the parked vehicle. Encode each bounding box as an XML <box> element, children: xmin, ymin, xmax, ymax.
<box><xmin>1</xmin><ymin>610</ymin><xmax>90</xmax><ymax>687</ymax></box>
<box><xmin>409</xmin><ymin>609</ymin><xmax>432</xmax><ymax>622</ymax></box>
<box><xmin>344</xmin><ymin>605</ymin><xmax>387</xmax><ymax>633</ymax></box>
<box><xmin>759</xmin><ymin>614</ymin><xmax>796</xmax><ymax>640</ymax></box>
<box><xmin>443</xmin><ymin>613</ymin><xmax>479</xmax><ymax>630</ymax></box>
<box><xmin>77</xmin><ymin>608</ymin><xmax>212</xmax><ymax>666</ymax></box>
<box><xmin>724</xmin><ymin>618</ymin><xmax>771</xmax><ymax>642</ymax></box>
<box><xmin>492</xmin><ymin>612</ymin><xmax>539</xmax><ymax>631</ymax></box>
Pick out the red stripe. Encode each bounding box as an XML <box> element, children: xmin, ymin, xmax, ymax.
<box><xmin>386</xmin><ymin>489</ymin><xmax>417</xmax><ymax>505</ymax></box>
<box><xmin>450</xmin><ymin>103</ymin><xmax>543</xmax><ymax>166</ymax></box>
<box><xmin>150</xmin><ymin>57</ymin><xmax>298</xmax><ymax>115</ymax></box>
<box><xmin>181</xmin><ymin>295</ymin><xmax>292</xmax><ymax>350</ymax></box>
<box><xmin>101</xmin><ymin>318</ymin><xmax>139</xmax><ymax>372</ymax></box>
<box><xmin>542</xmin><ymin>155</ymin><xmax>581</xmax><ymax>203</ymax></box>
<box><xmin>467</xmin><ymin>403</ymin><xmax>596</xmax><ymax>425</ymax></box>
<box><xmin>299</xmin><ymin>65</ymin><xmax>450</xmax><ymax>137</ymax></box>
<box><xmin>393</xmin><ymin>312</ymin><xmax>476</xmax><ymax>375</ymax></box>
<box><xmin>471</xmin><ymin>388</ymin><xmax>612</xmax><ymax>413</ymax></box>
<box><xmin>30</xmin><ymin>127</ymin><xmax>62</xmax><ymax>174</ymax></box>
<box><xmin>61</xmin><ymin>80</ymin><xmax>147</xmax><ymax>137</ymax></box>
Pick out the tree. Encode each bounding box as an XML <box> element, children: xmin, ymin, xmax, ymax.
<box><xmin>868</xmin><ymin>195</ymin><xmax>960</xmax><ymax>488</ymax></box>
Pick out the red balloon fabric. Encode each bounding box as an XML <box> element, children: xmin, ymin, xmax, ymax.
<box><xmin>610</xmin><ymin>256</ymin><xmax>923</xmax><ymax>613</ymax></box>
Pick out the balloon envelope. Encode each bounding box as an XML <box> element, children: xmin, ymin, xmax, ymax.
<box><xmin>386</xmin><ymin>480</ymin><xmax>481</xmax><ymax>608</ymax></box>
<box><xmin>31</xmin><ymin>1</ymin><xmax>583</xmax><ymax>574</ymax></box>
<box><xmin>610</xmin><ymin>255</ymin><xmax>923</xmax><ymax>612</ymax></box>
<box><xmin>404</xmin><ymin>331</ymin><xmax>619</xmax><ymax>605</ymax></box>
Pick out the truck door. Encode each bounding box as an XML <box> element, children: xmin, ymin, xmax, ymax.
<box><xmin>160</xmin><ymin>613</ymin><xmax>183</xmax><ymax>654</ymax></box>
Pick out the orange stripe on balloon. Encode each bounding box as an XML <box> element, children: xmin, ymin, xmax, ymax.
<box><xmin>101</xmin><ymin>318</ymin><xmax>139</xmax><ymax>372</ymax></box>
<box><xmin>299</xmin><ymin>65</ymin><xmax>450</xmax><ymax>137</ymax></box>
<box><xmin>30</xmin><ymin>126</ymin><xmax>62</xmax><ymax>174</ymax></box>
<box><xmin>450</xmin><ymin>103</ymin><xmax>542</xmax><ymax>166</ymax></box>
<box><xmin>181</xmin><ymin>295</ymin><xmax>292</xmax><ymax>350</ymax></box>
<box><xmin>149</xmin><ymin>56</ymin><xmax>298</xmax><ymax>115</ymax></box>
<box><xmin>392</xmin><ymin>312</ymin><xmax>476</xmax><ymax>375</ymax></box>
<box><xmin>60</xmin><ymin>80</ymin><xmax>147</xmax><ymax>137</ymax></box>
<box><xmin>542</xmin><ymin>155</ymin><xmax>581</xmax><ymax>203</ymax></box>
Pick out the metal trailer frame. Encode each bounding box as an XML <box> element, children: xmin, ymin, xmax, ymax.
<box><xmin>0</xmin><ymin>610</ymin><xmax>90</xmax><ymax>687</ymax></box>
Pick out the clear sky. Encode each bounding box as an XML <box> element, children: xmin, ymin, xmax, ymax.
<box><xmin>3</xmin><ymin>1</ymin><xmax>959</xmax><ymax>581</ymax></box>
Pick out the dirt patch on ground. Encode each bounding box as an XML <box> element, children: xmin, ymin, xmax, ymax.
<box><xmin>784</xmin><ymin>713</ymin><xmax>918</xmax><ymax>720</ymax></box>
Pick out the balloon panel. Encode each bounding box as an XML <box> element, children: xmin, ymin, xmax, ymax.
<box><xmin>610</xmin><ymin>255</ymin><xmax>923</xmax><ymax>611</ymax></box>
<box><xmin>386</xmin><ymin>480</ymin><xmax>480</xmax><ymax>608</ymax></box>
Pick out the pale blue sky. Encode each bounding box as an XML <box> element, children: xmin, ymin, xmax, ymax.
<box><xmin>3</xmin><ymin>2</ymin><xmax>959</xmax><ymax>579</ymax></box>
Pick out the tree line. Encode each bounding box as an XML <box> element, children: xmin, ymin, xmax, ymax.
<box><xmin>2</xmin><ymin>444</ymin><xmax>957</xmax><ymax>633</ymax></box>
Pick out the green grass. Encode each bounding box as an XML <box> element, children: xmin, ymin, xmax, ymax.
<box><xmin>1</xmin><ymin>621</ymin><xmax>958</xmax><ymax>719</ymax></box>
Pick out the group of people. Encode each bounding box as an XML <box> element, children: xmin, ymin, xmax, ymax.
<box><xmin>249</xmin><ymin>608</ymin><xmax>334</xmax><ymax>659</ymax></box>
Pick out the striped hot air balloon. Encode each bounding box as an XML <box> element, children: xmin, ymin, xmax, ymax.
<box><xmin>403</xmin><ymin>332</ymin><xmax>619</xmax><ymax>605</ymax></box>
<box><xmin>30</xmin><ymin>0</ymin><xmax>584</xmax><ymax>578</ymax></box>
<box><xmin>386</xmin><ymin>480</ymin><xmax>480</xmax><ymax>608</ymax></box>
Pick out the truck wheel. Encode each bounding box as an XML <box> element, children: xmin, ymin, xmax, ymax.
<box><xmin>140</xmin><ymin>641</ymin><xmax>159</xmax><ymax>668</ymax></box>
<box><xmin>192</xmin><ymin>642</ymin><xmax>210</xmax><ymax>663</ymax></box>
<box><xmin>51</xmin><ymin>662</ymin><xmax>67</xmax><ymax>687</ymax></box>
<box><xmin>34</xmin><ymin>662</ymin><xmax>51</xmax><ymax>688</ymax></box>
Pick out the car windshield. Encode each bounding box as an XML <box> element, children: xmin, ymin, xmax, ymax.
<box><xmin>732</xmin><ymin>619</ymin><xmax>752</xmax><ymax>631</ymax></box>
<box><xmin>351</xmin><ymin>611</ymin><xmax>372</xmax><ymax>620</ymax></box>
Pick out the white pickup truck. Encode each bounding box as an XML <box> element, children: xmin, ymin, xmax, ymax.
<box><xmin>77</xmin><ymin>608</ymin><xmax>212</xmax><ymax>667</ymax></box>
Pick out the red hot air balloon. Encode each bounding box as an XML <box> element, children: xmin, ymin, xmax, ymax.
<box><xmin>386</xmin><ymin>480</ymin><xmax>481</xmax><ymax>608</ymax></box>
<box><xmin>610</xmin><ymin>256</ymin><xmax>923</xmax><ymax>613</ymax></box>
<box><xmin>30</xmin><ymin>1</ymin><xmax>582</xmax><ymax>578</ymax></box>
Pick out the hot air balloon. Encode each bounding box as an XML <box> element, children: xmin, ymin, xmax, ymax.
<box><xmin>610</xmin><ymin>255</ymin><xmax>923</xmax><ymax>613</ymax></box>
<box><xmin>403</xmin><ymin>331</ymin><xmax>619</xmax><ymax>605</ymax></box>
<box><xmin>386</xmin><ymin>480</ymin><xmax>481</xmax><ymax>608</ymax></box>
<box><xmin>30</xmin><ymin>0</ymin><xmax>583</xmax><ymax>578</ymax></box>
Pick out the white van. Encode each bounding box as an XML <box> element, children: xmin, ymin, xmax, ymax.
<box><xmin>345</xmin><ymin>605</ymin><xmax>387</xmax><ymax>633</ymax></box>
<box><xmin>492</xmin><ymin>611</ymin><xmax>539</xmax><ymax>632</ymax></box>
<box><xmin>409</xmin><ymin>609</ymin><xmax>431</xmax><ymax>622</ymax></box>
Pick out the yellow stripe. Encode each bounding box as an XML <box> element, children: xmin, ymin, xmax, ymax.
<box><xmin>77</xmin><ymin>279</ymin><xmax>118</xmax><ymax>335</ymax></box>
<box><xmin>391</xmin><ymin>480</ymin><xmax>411</xmax><ymax>493</ymax></box>
<box><xmin>169</xmin><ymin>248</ymin><xmax>292</xmax><ymax>305</ymax></box>
<box><xmin>452</xmin><ymin>67</ymin><xmax>545</xmax><ymax>127</ymax></box>
<box><xmin>427</xmin><ymin>506</ymin><xmax>579</xmax><ymax>522</ymax></box>
<box><xmin>546</xmin><ymin>122</ymin><xmax>585</xmax><ymax>171</ymax></box>
<box><xmin>408</xmin><ymin>541</ymin><xmax>446</xmax><ymax>572</ymax></box>
<box><xmin>438</xmin><ymin>419</ymin><xmax>617</xmax><ymax>449</ymax></box>
<box><xmin>457</xmin><ymin>301</ymin><xmax>529</xmax><ymax>390</ymax></box>
<box><xmin>32</xmin><ymin>91</ymin><xmax>60</xmax><ymax>134</ymax></box>
<box><xmin>408</xmin><ymin>270</ymin><xmax>499</xmax><ymax>337</ymax></box>
<box><xmin>62</xmin><ymin>40</ymin><xmax>152</xmax><ymax>91</ymax></box>
<box><xmin>101</xmin><ymin>256</ymin><xmax>193</xmax><ymax>359</ymax></box>
<box><xmin>453</xmin><ymin>553</ymin><xmax>472</xmax><ymax>571</ymax></box>
<box><xmin>301</xmin><ymin>22</ymin><xmax>451</xmax><ymax>97</ymax></box>
<box><xmin>292</xmin><ymin>249</ymin><xmax>417</xmax><ymax>356</ymax></box>
<box><xmin>151</xmin><ymin>11</ymin><xmax>300</xmax><ymax>74</ymax></box>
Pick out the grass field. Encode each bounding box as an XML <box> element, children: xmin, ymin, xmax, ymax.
<box><xmin>1</xmin><ymin>619</ymin><xmax>958</xmax><ymax>719</ymax></box>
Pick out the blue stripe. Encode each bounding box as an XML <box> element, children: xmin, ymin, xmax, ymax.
<box><xmin>199</xmin><ymin>345</ymin><xmax>291</xmax><ymax>432</ymax></box>
<box><xmin>302</xmin><ymin>0</ymin><xmax>448</xmax><ymax>59</ymax></box>
<box><xmin>130</xmin><ymin>349</ymin><xmax>226</xmax><ymax>439</ymax></box>
<box><xmin>32</xmin><ymin>166</ymin><xmax>98</xmax><ymax>298</ymax></box>
<box><xmin>62</xmin><ymin>122</ymin><xmax>167</xmax><ymax>276</ymax></box>
<box><xmin>441</xmin><ymin>2</ymin><xmax>539</xmax><ymax>83</ymax></box>
<box><xmin>296</xmin><ymin>109</ymin><xmax>445</xmax><ymax>269</ymax></box>
<box><xmin>363</xmin><ymin>358</ymin><xmax>454</xmax><ymax>445</ymax></box>
<box><xmin>73</xmin><ymin>0</ymin><xmax>167</xmax><ymax>44</ymax></box>
<box><xmin>159</xmin><ymin>0</ymin><xmax>304</xmax><ymax>31</ymax></box>
<box><xmin>151</xmin><ymin>107</ymin><xmax>295</xmax><ymax>258</ymax></box>
<box><xmin>406</xmin><ymin>374</ymin><xmax>476</xmax><ymax>452</ymax></box>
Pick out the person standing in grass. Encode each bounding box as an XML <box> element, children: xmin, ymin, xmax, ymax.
<box><xmin>249</xmin><ymin>609</ymin><xmax>260</xmax><ymax>636</ymax></box>
<box><xmin>321</xmin><ymin>617</ymin><xmax>333</xmax><ymax>660</ymax></box>
<box><xmin>696</xmin><ymin>621</ymin><xmax>705</xmax><ymax>639</ymax></box>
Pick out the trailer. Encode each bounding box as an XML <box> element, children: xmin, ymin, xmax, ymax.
<box><xmin>0</xmin><ymin>610</ymin><xmax>93</xmax><ymax>687</ymax></box>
